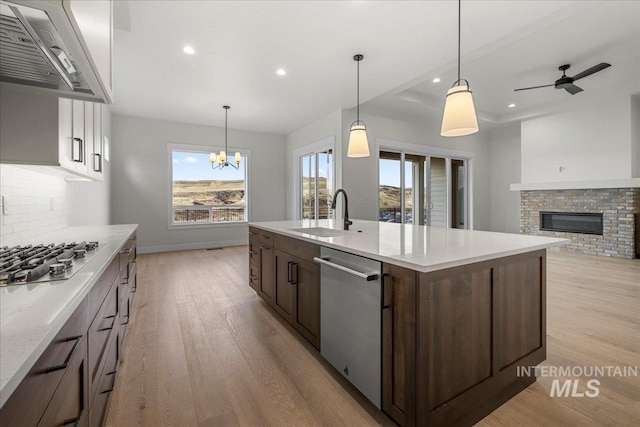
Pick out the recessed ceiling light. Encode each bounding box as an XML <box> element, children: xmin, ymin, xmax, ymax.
<box><xmin>508</xmin><ymin>103</ymin><xmax>516</xmax><ymax>108</ymax></box>
<box><xmin>183</xmin><ymin>45</ymin><xmax>195</xmax><ymax>55</ymax></box>
<box><xmin>276</xmin><ymin>68</ymin><xmax>287</xmax><ymax>76</ymax></box>
<box><xmin>432</xmin><ymin>77</ymin><xmax>441</xmax><ymax>83</ymax></box>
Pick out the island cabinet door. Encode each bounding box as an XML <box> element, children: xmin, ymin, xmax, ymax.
<box><xmin>382</xmin><ymin>263</ymin><xmax>417</xmax><ymax>427</ymax></box>
<box><xmin>273</xmin><ymin>249</ymin><xmax>294</xmax><ymax>323</ymax></box>
<box><xmin>258</xmin><ymin>245</ymin><xmax>275</xmax><ymax>305</ymax></box>
<box><xmin>292</xmin><ymin>258</ymin><xmax>320</xmax><ymax>350</ymax></box>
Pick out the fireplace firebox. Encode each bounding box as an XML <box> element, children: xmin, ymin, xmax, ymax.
<box><xmin>540</xmin><ymin>211</ymin><xmax>603</xmax><ymax>235</ymax></box>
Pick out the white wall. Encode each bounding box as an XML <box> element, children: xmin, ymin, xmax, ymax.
<box><xmin>110</xmin><ymin>114</ymin><xmax>287</xmax><ymax>253</ymax></box>
<box><xmin>631</xmin><ymin>94</ymin><xmax>640</xmax><ymax>178</ymax></box>
<box><xmin>490</xmin><ymin>124</ymin><xmax>521</xmax><ymax>233</ymax></box>
<box><xmin>285</xmin><ymin>109</ymin><xmax>343</xmax><ymax>219</ymax></box>
<box><xmin>521</xmin><ymin>94</ymin><xmax>633</xmax><ymax>183</ymax></box>
<box><xmin>68</xmin><ymin>106</ymin><xmax>112</xmax><ymax>226</ymax></box>
<box><xmin>340</xmin><ymin>111</ymin><xmax>493</xmax><ymax>231</ymax></box>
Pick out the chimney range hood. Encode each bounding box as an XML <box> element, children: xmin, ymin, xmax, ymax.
<box><xmin>0</xmin><ymin>0</ymin><xmax>111</xmax><ymax>103</ymax></box>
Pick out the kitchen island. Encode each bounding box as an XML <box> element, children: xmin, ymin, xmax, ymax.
<box><xmin>248</xmin><ymin>219</ymin><xmax>566</xmax><ymax>427</ymax></box>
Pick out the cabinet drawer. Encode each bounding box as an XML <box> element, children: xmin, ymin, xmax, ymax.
<box><xmin>249</xmin><ymin>226</ymin><xmax>273</xmax><ymax>247</ymax></box>
<box><xmin>88</xmin><ymin>277</ymin><xmax>118</xmax><ymax>400</ymax></box>
<box><xmin>88</xmin><ymin>257</ymin><xmax>119</xmax><ymax>319</ymax></box>
<box><xmin>90</xmin><ymin>330</ymin><xmax>119</xmax><ymax>427</ymax></box>
<box><xmin>0</xmin><ymin>299</ymin><xmax>88</xmax><ymax>427</ymax></box>
<box><xmin>37</xmin><ymin>337</ymin><xmax>88</xmax><ymax>427</ymax></box>
<box><xmin>249</xmin><ymin>239</ymin><xmax>260</xmax><ymax>264</ymax></box>
<box><xmin>274</xmin><ymin>234</ymin><xmax>320</xmax><ymax>262</ymax></box>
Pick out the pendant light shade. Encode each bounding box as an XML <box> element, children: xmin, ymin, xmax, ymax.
<box><xmin>210</xmin><ymin>105</ymin><xmax>240</xmax><ymax>170</ymax></box>
<box><xmin>441</xmin><ymin>83</ymin><xmax>479</xmax><ymax>137</ymax></box>
<box><xmin>348</xmin><ymin>54</ymin><xmax>370</xmax><ymax>158</ymax></box>
<box><xmin>348</xmin><ymin>122</ymin><xmax>370</xmax><ymax>157</ymax></box>
<box><xmin>440</xmin><ymin>0</ymin><xmax>479</xmax><ymax>137</ymax></box>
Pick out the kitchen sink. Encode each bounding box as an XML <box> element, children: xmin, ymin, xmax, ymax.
<box><xmin>288</xmin><ymin>227</ymin><xmax>347</xmax><ymax>238</ymax></box>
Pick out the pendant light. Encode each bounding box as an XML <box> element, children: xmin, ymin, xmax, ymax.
<box><xmin>348</xmin><ymin>54</ymin><xmax>370</xmax><ymax>158</ymax></box>
<box><xmin>440</xmin><ymin>0</ymin><xmax>479</xmax><ymax>137</ymax></box>
<box><xmin>210</xmin><ymin>105</ymin><xmax>241</xmax><ymax>170</ymax></box>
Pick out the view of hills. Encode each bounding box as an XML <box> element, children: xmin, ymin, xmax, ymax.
<box><xmin>173</xmin><ymin>180</ymin><xmax>244</xmax><ymax>206</ymax></box>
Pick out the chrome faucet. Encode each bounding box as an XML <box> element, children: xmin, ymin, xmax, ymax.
<box><xmin>331</xmin><ymin>189</ymin><xmax>353</xmax><ymax>230</ymax></box>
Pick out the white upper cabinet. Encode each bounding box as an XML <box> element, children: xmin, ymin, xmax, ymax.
<box><xmin>1</xmin><ymin>88</ymin><xmax>105</xmax><ymax>181</ymax></box>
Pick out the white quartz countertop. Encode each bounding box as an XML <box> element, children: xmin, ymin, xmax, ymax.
<box><xmin>250</xmin><ymin>220</ymin><xmax>567</xmax><ymax>272</ymax></box>
<box><xmin>0</xmin><ymin>224</ymin><xmax>137</xmax><ymax>408</ymax></box>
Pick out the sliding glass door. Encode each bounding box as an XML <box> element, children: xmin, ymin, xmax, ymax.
<box><xmin>300</xmin><ymin>149</ymin><xmax>333</xmax><ymax>220</ymax></box>
<box><xmin>379</xmin><ymin>150</ymin><xmax>468</xmax><ymax>228</ymax></box>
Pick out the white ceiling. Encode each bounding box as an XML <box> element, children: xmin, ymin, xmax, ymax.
<box><xmin>111</xmin><ymin>1</ymin><xmax>640</xmax><ymax>135</ymax></box>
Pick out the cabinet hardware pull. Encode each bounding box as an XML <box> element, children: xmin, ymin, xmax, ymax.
<box><xmin>248</xmin><ymin>231</ymin><xmax>256</xmax><ymax>235</ymax></box>
<box><xmin>44</xmin><ymin>335</ymin><xmax>83</xmax><ymax>373</ymax></box>
<box><xmin>249</xmin><ymin>251</ymin><xmax>258</xmax><ymax>255</ymax></box>
<box><xmin>287</xmin><ymin>261</ymin><xmax>293</xmax><ymax>283</ymax></box>
<box><xmin>382</xmin><ymin>273</ymin><xmax>391</xmax><ymax>309</ymax></box>
<box><xmin>250</xmin><ymin>275</ymin><xmax>258</xmax><ymax>280</ymax></box>
<box><xmin>106</xmin><ymin>370</ymin><xmax>117</xmax><ymax>376</ymax></box>
<box><xmin>101</xmin><ymin>388</ymin><xmax>114</xmax><ymax>394</ymax></box>
<box><xmin>93</xmin><ymin>153</ymin><xmax>102</xmax><ymax>172</ymax></box>
<box><xmin>261</xmin><ymin>246</ymin><xmax>271</xmax><ymax>251</ymax></box>
<box><xmin>292</xmin><ymin>263</ymin><xmax>298</xmax><ymax>285</ymax></box>
<box><xmin>120</xmin><ymin>247</ymin><xmax>131</xmax><ymax>254</ymax></box>
<box><xmin>72</xmin><ymin>138</ymin><xmax>83</xmax><ymax>162</ymax></box>
<box><xmin>63</xmin><ymin>416</ymin><xmax>80</xmax><ymax>426</ymax></box>
<box><xmin>98</xmin><ymin>315</ymin><xmax>116</xmax><ymax>331</ymax></box>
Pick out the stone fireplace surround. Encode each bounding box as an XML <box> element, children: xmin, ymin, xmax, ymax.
<box><xmin>520</xmin><ymin>188</ymin><xmax>639</xmax><ymax>259</ymax></box>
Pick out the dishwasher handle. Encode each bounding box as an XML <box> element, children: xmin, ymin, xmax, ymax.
<box><xmin>313</xmin><ymin>257</ymin><xmax>379</xmax><ymax>281</ymax></box>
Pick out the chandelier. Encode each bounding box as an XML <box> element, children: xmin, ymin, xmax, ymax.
<box><xmin>210</xmin><ymin>105</ymin><xmax>241</xmax><ymax>170</ymax></box>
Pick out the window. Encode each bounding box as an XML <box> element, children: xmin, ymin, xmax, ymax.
<box><xmin>169</xmin><ymin>145</ymin><xmax>248</xmax><ymax>226</ymax></box>
<box><xmin>300</xmin><ymin>149</ymin><xmax>334</xmax><ymax>220</ymax></box>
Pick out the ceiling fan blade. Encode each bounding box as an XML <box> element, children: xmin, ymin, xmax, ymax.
<box><xmin>571</xmin><ymin>63</ymin><xmax>611</xmax><ymax>81</ymax></box>
<box><xmin>514</xmin><ymin>84</ymin><xmax>555</xmax><ymax>92</ymax></box>
<box><xmin>565</xmin><ymin>84</ymin><xmax>584</xmax><ymax>95</ymax></box>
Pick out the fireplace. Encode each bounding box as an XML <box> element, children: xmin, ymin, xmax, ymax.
<box><xmin>540</xmin><ymin>212</ymin><xmax>603</xmax><ymax>235</ymax></box>
<box><xmin>520</xmin><ymin>188</ymin><xmax>640</xmax><ymax>259</ymax></box>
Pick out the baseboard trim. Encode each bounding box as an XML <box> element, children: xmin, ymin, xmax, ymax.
<box><xmin>138</xmin><ymin>239</ymin><xmax>248</xmax><ymax>254</ymax></box>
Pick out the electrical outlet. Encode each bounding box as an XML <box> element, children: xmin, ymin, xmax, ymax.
<box><xmin>50</xmin><ymin>197</ymin><xmax>55</xmax><ymax>212</ymax></box>
<box><xmin>1</xmin><ymin>196</ymin><xmax>8</xmax><ymax>215</ymax></box>
<box><xmin>558</xmin><ymin>165</ymin><xmax>567</xmax><ymax>173</ymax></box>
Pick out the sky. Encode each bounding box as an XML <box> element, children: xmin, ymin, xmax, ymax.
<box><xmin>173</xmin><ymin>150</ymin><xmax>245</xmax><ymax>181</ymax></box>
<box><xmin>379</xmin><ymin>159</ymin><xmax>413</xmax><ymax>188</ymax></box>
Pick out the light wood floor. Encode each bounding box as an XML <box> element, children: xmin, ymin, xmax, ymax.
<box><xmin>105</xmin><ymin>247</ymin><xmax>640</xmax><ymax>427</ymax></box>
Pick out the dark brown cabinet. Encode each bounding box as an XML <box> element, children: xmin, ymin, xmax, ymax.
<box><xmin>248</xmin><ymin>227</ymin><xmax>275</xmax><ymax>304</ymax></box>
<box><xmin>0</xmin><ymin>299</ymin><xmax>89</xmax><ymax>427</ymax></box>
<box><xmin>0</xmin><ymin>231</ymin><xmax>138</xmax><ymax>427</ymax></box>
<box><xmin>249</xmin><ymin>228</ymin><xmax>320</xmax><ymax>350</ymax></box>
<box><xmin>382</xmin><ymin>251</ymin><xmax>547</xmax><ymax>427</ymax></box>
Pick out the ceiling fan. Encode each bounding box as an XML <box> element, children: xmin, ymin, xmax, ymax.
<box><xmin>514</xmin><ymin>63</ymin><xmax>611</xmax><ymax>95</ymax></box>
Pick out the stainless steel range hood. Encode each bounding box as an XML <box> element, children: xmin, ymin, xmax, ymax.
<box><xmin>0</xmin><ymin>0</ymin><xmax>111</xmax><ymax>103</ymax></box>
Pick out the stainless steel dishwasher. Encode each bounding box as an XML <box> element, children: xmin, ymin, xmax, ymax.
<box><xmin>314</xmin><ymin>246</ymin><xmax>382</xmax><ymax>409</ymax></box>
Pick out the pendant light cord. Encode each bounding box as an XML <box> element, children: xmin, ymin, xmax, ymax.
<box><xmin>356</xmin><ymin>58</ymin><xmax>360</xmax><ymax>121</ymax></box>
<box><xmin>457</xmin><ymin>0</ymin><xmax>461</xmax><ymax>84</ymax></box>
<box><xmin>225</xmin><ymin>107</ymin><xmax>228</xmax><ymax>152</ymax></box>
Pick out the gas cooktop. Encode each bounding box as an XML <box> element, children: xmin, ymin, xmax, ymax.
<box><xmin>0</xmin><ymin>241</ymin><xmax>101</xmax><ymax>286</ymax></box>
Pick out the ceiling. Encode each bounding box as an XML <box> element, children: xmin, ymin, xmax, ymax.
<box><xmin>111</xmin><ymin>1</ymin><xmax>640</xmax><ymax>135</ymax></box>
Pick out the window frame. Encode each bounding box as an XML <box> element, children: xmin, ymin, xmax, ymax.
<box><xmin>167</xmin><ymin>142</ymin><xmax>251</xmax><ymax>229</ymax></box>
<box><xmin>293</xmin><ymin>137</ymin><xmax>336</xmax><ymax>220</ymax></box>
<box><xmin>376</xmin><ymin>138</ymin><xmax>474</xmax><ymax>229</ymax></box>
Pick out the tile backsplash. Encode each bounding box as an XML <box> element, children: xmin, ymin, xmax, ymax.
<box><xmin>0</xmin><ymin>165</ymin><xmax>68</xmax><ymax>246</ymax></box>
